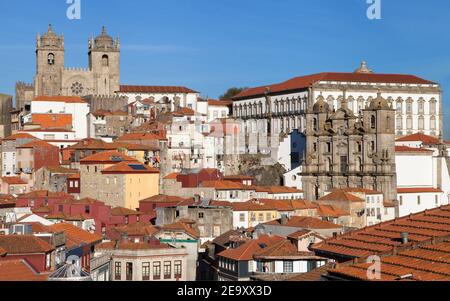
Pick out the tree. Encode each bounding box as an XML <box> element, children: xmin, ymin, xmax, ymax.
<box><xmin>219</xmin><ymin>87</ymin><xmax>248</xmax><ymax>100</ymax></box>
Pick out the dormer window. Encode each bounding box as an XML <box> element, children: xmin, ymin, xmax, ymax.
<box><xmin>48</xmin><ymin>53</ymin><xmax>55</xmax><ymax>65</ymax></box>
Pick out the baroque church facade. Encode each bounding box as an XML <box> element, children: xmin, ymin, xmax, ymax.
<box><xmin>301</xmin><ymin>91</ymin><xmax>397</xmax><ymax>201</ymax></box>
<box><xmin>17</xmin><ymin>24</ymin><xmax>120</xmax><ymax>107</ymax></box>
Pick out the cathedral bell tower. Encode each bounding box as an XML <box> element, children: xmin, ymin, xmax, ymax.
<box><xmin>35</xmin><ymin>24</ymin><xmax>65</xmax><ymax>96</ymax></box>
<box><xmin>88</xmin><ymin>26</ymin><xmax>120</xmax><ymax>95</ymax></box>
<box><xmin>362</xmin><ymin>91</ymin><xmax>397</xmax><ymax>201</ymax></box>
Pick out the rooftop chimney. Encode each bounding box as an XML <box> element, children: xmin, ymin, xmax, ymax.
<box><xmin>401</xmin><ymin>232</ymin><xmax>409</xmax><ymax>244</ymax></box>
<box><xmin>281</xmin><ymin>215</ymin><xmax>289</xmax><ymax>225</ymax></box>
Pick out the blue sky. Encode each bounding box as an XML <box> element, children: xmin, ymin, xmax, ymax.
<box><xmin>1</xmin><ymin>0</ymin><xmax>450</xmax><ymax>135</ymax></box>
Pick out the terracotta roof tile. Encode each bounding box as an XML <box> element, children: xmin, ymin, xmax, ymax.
<box><xmin>395</xmin><ymin>146</ymin><xmax>434</xmax><ymax>153</ymax></box>
<box><xmin>201</xmin><ymin>180</ymin><xmax>253</xmax><ymax>191</ymax></box>
<box><xmin>96</xmin><ymin>241</ymin><xmax>171</xmax><ymax>251</ymax></box>
<box><xmin>255</xmin><ymin>186</ymin><xmax>303</xmax><ymax>194</ymax></box>
<box><xmin>0</xmin><ymin>235</ymin><xmax>54</xmax><ymax>254</ymax></box>
<box><xmin>159</xmin><ymin>222</ymin><xmax>200</xmax><ymax>239</ymax></box>
<box><xmin>311</xmin><ymin>205</ymin><xmax>450</xmax><ymax>260</ymax></box>
<box><xmin>111</xmin><ymin>207</ymin><xmax>141</xmax><ymax>216</ymax></box>
<box><xmin>163</xmin><ymin>172</ymin><xmax>179</xmax><ymax>180</ymax></box>
<box><xmin>327</xmin><ymin>240</ymin><xmax>450</xmax><ymax>281</ymax></box>
<box><xmin>2</xmin><ymin>133</ymin><xmax>36</xmax><ymax>141</ymax></box>
<box><xmin>396</xmin><ymin>133</ymin><xmax>440</xmax><ymax>144</ymax></box>
<box><xmin>48</xmin><ymin>223</ymin><xmax>102</xmax><ymax>246</ymax></box>
<box><xmin>233</xmin><ymin>72</ymin><xmax>436</xmax><ymax>100</ymax></box>
<box><xmin>139</xmin><ymin>194</ymin><xmax>191</xmax><ymax>204</ymax></box>
<box><xmin>318</xmin><ymin>189</ymin><xmax>365</xmax><ymax>202</ymax></box>
<box><xmin>0</xmin><ymin>260</ymin><xmax>48</xmax><ymax>281</ymax></box>
<box><xmin>218</xmin><ymin>234</ymin><xmax>284</xmax><ymax>261</ymax></box>
<box><xmin>101</xmin><ymin>161</ymin><xmax>159</xmax><ymax>174</ymax></box>
<box><xmin>80</xmin><ymin>150</ymin><xmax>137</xmax><ymax>164</ymax></box>
<box><xmin>18</xmin><ymin>140</ymin><xmax>58</xmax><ymax>149</ymax></box>
<box><xmin>33</xmin><ymin>96</ymin><xmax>86</xmax><ymax>104</ymax></box>
<box><xmin>264</xmin><ymin>216</ymin><xmax>342</xmax><ymax>229</ymax></box>
<box><xmin>31</xmin><ymin>114</ymin><xmax>72</xmax><ymax>129</ymax></box>
<box><xmin>397</xmin><ymin>187</ymin><xmax>443</xmax><ymax>194</ymax></box>
<box><xmin>112</xmin><ymin>222</ymin><xmax>159</xmax><ymax>237</ymax></box>
<box><xmin>1</xmin><ymin>177</ymin><xmax>27</xmax><ymax>185</ymax></box>
<box><xmin>19</xmin><ymin>190</ymin><xmax>73</xmax><ymax>199</ymax></box>
<box><xmin>119</xmin><ymin>85</ymin><xmax>198</xmax><ymax>94</ymax></box>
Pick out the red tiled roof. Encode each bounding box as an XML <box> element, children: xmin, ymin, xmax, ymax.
<box><xmin>116</xmin><ymin>132</ymin><xmax>166</xmax><ymax>141</ymax></box>
<box><xmin>233</xmin><ymin>72</ymin><xmax>436</xmax><ymax>100</ymax></box>
<box><xmin>17</xmin><ymin>140</ymin><xmax>58</xmax><ymax>149</ymax></box>
<box><xmin>139</xmin><ymin>194</ymin><xmax>191</xmax><ymax>204</ymax></box>
<box><xmin>2</xmin><ymin>133</ymin><xmax>36</xmax><ymax>141</ymax></box>
<box><xmin>33</xmin><ymin>96</ymin><xmax>86</xmax><ymax>104</ymax></box>
<box><xmin>0</xmin><ymin>260</ymin><xmax>48</xmax><ymax>281</ymax></box>
<box><xmin>80</xmin><ymin>150</ymin><xmax>137</xmax><ymax>164</ymax></box>
<box><xmin>163</xmin><ymin>172</ymin><xmax>179</xmax><ymax>180</ymax></box>
<box><xmin>207</xmin><ymin>99</ymin><xmax>232</xmax><ymax>107</ymax></box>
<box><xmin>48</xmin><ymin>223</ymin><xmax>102</xmax><ymax>246</ymax></box>
<box><xmin>19</xmin><ymin>190</ymin><xmax>73</xmax><ymax>199</ymax></box>
<box><xmin>339</xmin><ymin>188</ymin><xmax>382</xmax><ymax>195</ymax></box>
<box><xmin>327</xmin><ymin>239</ymin><xmax>450</xmax><ymax>281</ymax></box>
<box><xmin>255</xmin><ymin>186</ymin><xmax>303</xmax><ymax>194</ymax></box>
<box><xmin>159</xmin><ymin>222</ymin><xmax>200</xmax><ymax>239</ymax></box>
<box><xmin>31</xmin><ymin>114</ymin><xmax>72</xmax><ymax>129</ymax></box>
<box><xmin>111</xmin><ymin>207</ymin><xmax>141</xmax><ymax>216</ymax></box>
<box><xmin>101</xmin><ymin>161</ymin><xmax>159</xmax><ymax>174</ymax></box>
<box><xmin>0</xmin><ymin>235</ymin><xmax>54</xmax><ymax>254</ymax></box>
<box><xmin>318</xmin><ymin>190</ymin><xmax>365</xmax><ymax>202</ymax></box>
<box><xmin>397</xmin><ymin>187</ymin><xmax>443</xmax><ymax>194</ymax></box>
<box><xmin>119</xmin><ymin>85</ymin><xmax>198</xmax><ymax>94</ymax></box>
<box><xmin>69</xmin><ymin>138</ymin><xmax>116</xmax><ymax>150</ymax></box>
<box><xmin>1</xmin><ymin>177</ymin><xmax>27</xmax><ymax>185</ymax></box>
<box><xmin>218</xmin><ymin>234</ymin><xmax>284</xmax><ymax>261</ymax></box>
<box><xmin>253</xmin><ymin>238</ymin><xmax>318</xmax><ymax>259</ymax></box>
<box><xmin>395</xmin><ymin>146</ymin><xmax>434</xmax><ymax>153</ymax></box>
<box><xmin>396</xmin><ymin>133</ymin><xmax>440</xmax><ymax>144</ymax></box>
<box><xmin>201</xmin><ymin>180</ymin><xmax>254</xmax><ymax>191</ymax></box>
<box><xmin>112</xmin><ymin>222</ymin><xmax>159</xmax><ymax>237</ymax></box>
<box><xmin>264</xmin><ymin>216</ymin><xmax>342</xmax><ymax>229</ymax></box>
<box><xmin>96</xmin><ymin>241</ymin><xmax>171</xmax><ymax>251</ymax></box>
<box><xmin>172</xmin><ymin>107</ymin><xmax>197</xmax><ymax>117</ymax></box>
<box><xmin>315</xmin><ymin>204</ymin><xmax>349</xmax><ymax>218</ymax></box>
<box><xmin>311</xmin><ymin>205</ymin><xmax>450</xmax><ymax>261</ymax></box>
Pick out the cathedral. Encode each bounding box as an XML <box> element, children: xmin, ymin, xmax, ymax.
<box><xmin>301</xmin><ymin>91</ymin><xmax>397</xmax><ymax>201</ymax></box>
<box><xmin>16</xmin><ymin>24</ymin><xmax>120</xmax><ymax>107</ymax></box>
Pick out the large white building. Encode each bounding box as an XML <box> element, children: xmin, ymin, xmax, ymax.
<box><xmin>29</xmin><ymin>96</ymin><xmax>90</xmax><ymax>139</ymax></box>
<box><xmin>232</xmin><ymin>62</ymin><xmax>442</xmax><ymax>155</ymax></box>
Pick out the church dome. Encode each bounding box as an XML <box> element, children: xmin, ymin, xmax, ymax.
<box><xmin>313</xmin><ymin>95</ymin><xmax>330</xmax><ymax>113</ymax></box>
<box><xmin>369</xmin><ymin>92</ymin><xmax>391</xmax><ymax>110</ymax></box>
<box><xmin>94</xmin><ymin>26</ymin><xmax>114</xmax><ymax>49</ymax></box>
<box><xmin>354</xmin><ymin>60</ymin><xmax>374</xmax><ymax>74</ymax></box>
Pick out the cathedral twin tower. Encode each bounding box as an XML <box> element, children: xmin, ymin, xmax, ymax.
<box><xmin>34</xmin><ymin>24</ymin><xmax>120</xmax><ymax>97</ymax></box>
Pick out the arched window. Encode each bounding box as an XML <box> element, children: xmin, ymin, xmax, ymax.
<box><xmin>313</xmin><ymin>118</ymin><xmax>318</xmax><ymax>131</ymax></box>
<box><xmin>418</xmin><ymin>116</ymin><xmax>424</xmax><ymax>130</ymax></box>
<box><xmin>357</xmin><ymin>157</ymin><xmax>363</xmax><ymax>172</ymax></box>
<box><xmin>396</xmin><ymin>115</ymin><xmax>403</xmax><ymax>130</ymax></box>
<box><xmin>430</xmin><ymin>99</ymin><xmax>437</xmax><ymax>114</ymax></box>
<box><xmin>371</xmin><ymin>115</ymin><xmax>376</xmax><ymax>129</ymax></box>
<box><xmin>102</xmin><ymin>54</ymin><xmax>109</xmax><ymax>67</ymax></box>
<box><xmin>48</xmin><ymin>53</ymin><xmax>55</xmax><ymax>65</ymax></box>
<box><xmin>326</xmin><ymin>158</ymin><xmax>333</xmax><ymax>172</ymax></box>
<box><xmin>430</xmin><ymin>116</ymin><xmax>436</xmax><ymax>130</ymax></box>
<box><xmin>407</xmin><ymin>116</ymin><xmax>413</xmax><ymax>130</ymax></box>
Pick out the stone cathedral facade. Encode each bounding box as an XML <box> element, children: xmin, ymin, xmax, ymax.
<box><xmin>17</xmin><ymin>24</ymin><xmax>120</xmax><ymax>105</ymax></box>
<box><xmin>301</xmin><ymin>91</ymin><xmax>397</xmax><ymax>201</ymax></box>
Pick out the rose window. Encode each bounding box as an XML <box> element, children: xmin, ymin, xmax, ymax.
<box><xmin>71</xmin><ymin>82</ymin><xmax>84</xmax><ymax>95</ymax></box>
